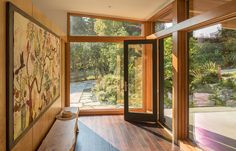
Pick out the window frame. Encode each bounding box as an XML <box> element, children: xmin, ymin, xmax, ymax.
<box><xmin>65</xmin><ymin>12</ymin><xmax>153</xmax><ymax>115</ymax></box>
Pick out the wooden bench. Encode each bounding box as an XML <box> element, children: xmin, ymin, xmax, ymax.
<box><xmin>38</xmin><ymin>107</ymin><xmax>79</xmax><ymax>151</ymax></box>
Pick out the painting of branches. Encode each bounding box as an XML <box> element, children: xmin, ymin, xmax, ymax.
<box><xmin>12</xmin><ymin>12</ymin><xmax>61</xmax><ymax>140</ymax></box>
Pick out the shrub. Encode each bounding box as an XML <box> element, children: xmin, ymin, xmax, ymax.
<box><xmin>93</xmin><ymin>74</ymin><xmax>118</xmax><ymax>104</ymax></box>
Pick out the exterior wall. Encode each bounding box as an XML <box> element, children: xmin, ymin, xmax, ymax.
<box><xmin>0</xmin><ymin>0</ymin><xmax>66</xmax><ymax>150</ymax></box>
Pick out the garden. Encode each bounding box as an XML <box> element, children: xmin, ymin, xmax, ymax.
<box><xmin>188</xmin><ymin>27</ymin><xmax>236</xmax><ymax>108</ymax></box>
<box><xmin>163</xmin><ymin>27</ymin><xmax>236</xmax><ymax>109</ymax></box>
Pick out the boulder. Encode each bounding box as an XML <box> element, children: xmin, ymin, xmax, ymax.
<box><xmin>226</xmin><ymin>100</ymin><xmax>236</xmax><ymax>107</ymax></box>
<box><xmin>193</xmin><ymin>93</ymin><xmax>215</xmax><ymax>107</ymax></box>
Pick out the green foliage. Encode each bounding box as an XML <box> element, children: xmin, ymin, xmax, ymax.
<box><xmin>220</xmin><ymin>78</ymin><xmax>236</xmax><ymax>90</ymax></box>
<box><xmin>189</xmin><ymin>28</ymin><xmax>236</xmax><ymax>107</ymax></box>
<box><xmin>70</xmin><ymin>42</ymin><xmax>123</xmax><ymax>81</ymax></box>
<box><xmin>190</xmin><ymin>61</ymin><xmax>219</xmax><ymax>92</ymax></box>
<box><xmin>128</xmin><ymin>46</ymin><xmax>142</xmax><ymax>101</ymax></box>
<box><xmin>164</xmin><ymin>97</ymin><xmax>172</xmax><ymax>108</ymax></box>
<box><xmin>93</xmin><ymin>74</ymin><xmax>118</xmax><ymax>104</ymax></box>
<box><xmin>163</xmin><ymin>37</ymin><xmax>173</xmax><ymax>108</ymax></box>
<box><xmin>209</xmin><ymin>93</ymin><xmax>224</xmax><ymax>106</ymax></box>
<box><xmin>71</xmin><ymin>16</ymin><xmax>141</xmax><ymax>36</ymax></box>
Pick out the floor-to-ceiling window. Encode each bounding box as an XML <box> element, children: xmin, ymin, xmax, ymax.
<box><xmin>188</xmin><ymin>18</ymin><xmax>236</xmax><ymax>151</ymax></box>
<box><xmin>152</xmin><ymin>3</ymin><xmax>174</xmax><ymax>130</ymax></box>
<box><xmin>68</xmin><ymin>14</ymin><xmax>144</xmax><ymax>110</ymax></box>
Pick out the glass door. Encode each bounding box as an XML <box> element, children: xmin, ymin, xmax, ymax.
<box><xmin>124</xmin><ymin>39</ymin><xmax>157</xmax><ymax>122</ymax></box>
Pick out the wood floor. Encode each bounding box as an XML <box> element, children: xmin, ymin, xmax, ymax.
<box><xmin>75</xmin><ymin>115</ymin><xmax>180</xmax><ymax>151</ymax></box>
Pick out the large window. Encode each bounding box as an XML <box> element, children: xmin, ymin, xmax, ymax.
<box><xmin>188</xmin><ymin>19</ymin><xmax>236</xmax><ymax>150</ymax></box>
<box><xmin>70</xmin><ymin>42</ymin><xmax>124</xmax><ymax>109</ymax></box>
<box><xmin>68</xmin><ymin>14</ymin><xmax>146</xmax><ymax>110</ymax></box>
<box><xmin>70</xmin><ymin>15</ymin><xmax>143</xmax><ymax>36</ymax></box>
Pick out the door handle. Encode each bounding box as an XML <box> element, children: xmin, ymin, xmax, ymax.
<box><xmin>124</xmin><ymin>81</ymin><xmax>128</xmax><ymax>92</ymax></box>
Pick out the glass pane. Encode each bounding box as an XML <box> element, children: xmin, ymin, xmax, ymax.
<box><xmin>163</xmin><ymin>37</ymin><xmax>173</xmax><ymax>130</ymax></box>
<box><xmin>128</xmin><ymin>44</ymin><xmax>153</xmax><ymax>114</ymax></box>
<box><xmin>188</xmin><ymin>0</ymin><xmax>232</xmax><ymax>18</ymax></box>
<box><xmin>70</xmin><ymin>16</ymin><xmax>143</xmax><ymax>36</ymax></box>
<box><xmin>70</xmin><ymin>42</ymin><xmax>124</xmax><ymax>109</ymax></box>
<box><xmin>189</xmin><ymin>18</ymin><xmax>236</xmax><ymax>150</ymax></box>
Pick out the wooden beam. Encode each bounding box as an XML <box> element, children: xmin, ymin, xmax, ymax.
<box><xmin>172</xmin><ymin>0</ymin><xmax>188</xmax><ymax>143</ymax></box>
<box><xmin>147</xmin><ymin>0</ymin><xmax>236</xmax><ymax>39</ymax></box>
<box><xmin>172</xmin><ymin>31</ymin><xmax>188</xmax><ymax>142</ymax></box>
<box><xmin>143</xmin><ymin>21</ymin><xmax>154</xmax><ymax>112</ymax></box>
<box><xmin>68</xmin><ymin>36</ymin><xmax>145</xmax><ymax>43</ymax></box>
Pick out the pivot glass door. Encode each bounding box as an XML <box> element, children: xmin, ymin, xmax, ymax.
<box><xmin>124</xmin><ymin>40</ymin><xmax>157</xmax><ymax>122</ymax></box>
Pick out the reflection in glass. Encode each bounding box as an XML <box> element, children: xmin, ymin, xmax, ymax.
<box><xmin>189</xmin><ymin>19</ymin><xmax>236</xmax><ymax>150</ymax></box>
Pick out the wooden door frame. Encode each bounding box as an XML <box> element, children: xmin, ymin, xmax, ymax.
<box><xmin>124</xmin><ymin>39</ymin><xmax>157</xmax><ymax>122</ymax></box>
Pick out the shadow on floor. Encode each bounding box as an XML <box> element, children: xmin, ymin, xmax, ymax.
<box><xmin>128</xmin><ymin>121</ymin><xmax>173</xmax><ymax>143</ymax></box>
<box><xmin>75</xmin><ymin>121</ymin><xmax>119</xmax><ymax>151</ymax></box>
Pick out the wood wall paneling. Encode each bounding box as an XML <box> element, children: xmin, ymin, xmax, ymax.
<box><xmin>61</xmin><ymin>40</ymin><xmax>66</xmax><ymax>108</ymax></box>
<box><xmin>32</xmin><ymin>5</ymin><xmax>66</xmax><ymax>40</ymax></box>
<box><xmin>0</xmin><ymin>0</ymin><xmax>6</xmax><ymax>150</ymax></box>
<box><xmin>0</xmin><ymin>0</ymin><xmax>66</xmax><ymax>150</ymax></box>
<box><xmin>11</xmin><ymin>129</ymin><xmax>33</xmax><ymax>151</ymax></box>
<box><xmin>32</xmin><ymin>97</ymin><xmax>62</xmax><ymax>150</ymax></box>
<box><xmin>10</xmin><ymin>0</ymin><xmax>32</xmax><ymax>15</ymax></box>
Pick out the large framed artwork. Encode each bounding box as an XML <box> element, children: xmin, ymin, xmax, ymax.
<box><xmin>6</xmin><ymin>2</ymin><xmax>61</xmax><ymax>149</ymax></box>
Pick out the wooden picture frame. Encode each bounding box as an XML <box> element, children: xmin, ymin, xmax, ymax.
<box><xmin>6</xmin><ymin>2</ymin><xmax>61</xmax><ymax>150</ymax></box>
